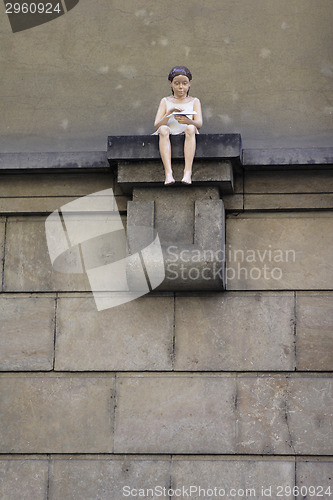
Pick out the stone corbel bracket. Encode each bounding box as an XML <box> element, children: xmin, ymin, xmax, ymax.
<box><xmin>107</xmin><ymin>134</ymin><xmax>241</xmax><ymax>291</ymax></box>
<box><xmin>126</xmin><ymin>195</ymin><xmax>225</xmax><ymax>291</ymax></box>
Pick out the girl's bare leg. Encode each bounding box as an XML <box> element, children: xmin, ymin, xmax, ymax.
<box><xmin>182</xmin><ymin>125</ymin><xmax>196</xmax><ymax>184</ymax></box>
<box><xmin>158</xmin><ymin>126</ymin><xmax>175</xmax><ymax>185</ymax></box>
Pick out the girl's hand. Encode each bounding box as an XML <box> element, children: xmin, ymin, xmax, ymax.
<box><xmin>174</xmin><ymin>114</ymin><xmax>191</xmax><ymax>124</ymax></box>
<box><xmin>168</xmin><ymin>106</ymin><xmax>184</xmax><ymax>115</ymax></box>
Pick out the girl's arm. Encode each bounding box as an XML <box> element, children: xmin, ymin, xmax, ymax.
<box><xmin>174</xmin><ymin>98</ymin><xmax>203</xmax><ymax>130</ymax></box>
<box><xmin>193</xmin><ymin>98</ymin><xmax>203</xmax><ymax>129</ymax></box>
<box><xmin>154</xmin><ymin>98</ymin><xmax>184</xmax><ymax>130</ymax></box>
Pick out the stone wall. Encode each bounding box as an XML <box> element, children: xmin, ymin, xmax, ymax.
<box><xmin>0</xmin><ymin>153</ymin><xmax>332</xmax><ymax>499</ymax></box>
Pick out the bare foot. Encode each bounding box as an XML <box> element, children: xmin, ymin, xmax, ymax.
<box><xmin>181</xmin><ymin>172</ymin><xmax>192</xmax><ymax>184</ymax></box>
<box><xmin>164</xmin><ymin>175</ymin><xmax>175</xmax><ymax>185</ymax></box>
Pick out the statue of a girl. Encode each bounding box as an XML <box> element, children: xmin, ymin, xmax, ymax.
<box><xmin>153</xmin><ymin>66</ymin><xmax>203</xmax><ymax>185</ymax></box>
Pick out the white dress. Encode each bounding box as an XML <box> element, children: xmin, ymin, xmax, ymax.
<box><xmin>153</xmin><ymin>97</ymin><xmax>199</xmax><ymax>135</ymax></box>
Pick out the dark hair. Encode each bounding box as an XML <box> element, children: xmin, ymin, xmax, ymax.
<box><xmin>168</xmin><ymin>66</ymin><xmax>192</xmax><ymax>82</ymax></box>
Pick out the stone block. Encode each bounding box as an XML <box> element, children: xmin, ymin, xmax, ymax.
<box><xmin>236</xmin><ymin>375</ymin><xmax>333</xmax><ymax>455</ymax></box>
<box><xmin>171</xmin><ymin>456</ymin><xmax>295</xmax><ymax>499</ymax></box>
<box><xmin>0</xmin><ymin>295</ymin><xmax>55</xmax><ymax>371</ymax></box>
<box><xmin>174</xmin><ymin>293</ymin><xmax>295</xmax><ymax>371</ymax></box>
<box><xmin>236</xmin><ymin>376</ymin><xmax>292</xmax><ymax>454</ymax></box>
<box><xmin>55</xmin><ymin>295</ymin><xmax>174</xmax><ymax>370</ymax></box>
<box><xmin>193</xmin><ymin>161</ymin><xmax>234</xmax><ymax>193</ymax></box>
<box><xmin>0</xmin><ymin>374</ymin><xmax>115</xmax><ymax>453</ymax></box>
<box><xmin>296</xmin><ymin>292</ymin><xmax>333</xmax><ymax>370</ymax></box>
<box><xmin>127</xmin><ymin>195</ymin><xmax>226</xmax><ymax>291</ymax></box>
<box><xmin>117</xmin><ymin>160</ymin><xmax>234</xmax><ymax>194</ymax></box>
<box><xmin>133</xmin><ymin>186</ymin><xmax>220</xmax><ymax>245</ymax></box>
<box><xmin>4</xmin><ymin>216</ymin><xmax>91</xmax><ymax>292</ymax></box>
<box><xmin>49</xmin><ymin>455</ymin><xmax>170</xmax><ymax>500</ymax></box>
<box><xmin>129</xmin><ymin>186</ymin><xmax>226</xmax><ymax>291</ymax></box>
<box><xmin>296</xmin><ymin>458</ymin><xmax>333</xmax><ymax>497</ymax></box>
<box><xmin>0</xmin><ymin>456</ymin><xmax>48</xmax><ymax>500</ymax></box>
<box><xmin>162</xmin><ymin>199</ymin><xmax>225</xmax><ymax>291</ymax></box>
<box><xmin>244</xmin><ymin>193</ymin><xmax>333</xmax><ymax>210</ymax></box>
<box><xmin>226</xmin><ymin>213</ymin><xmax>333</xmax><ymax>290</ymax></box>
<box><xmin>288</xmin><ymin>376</ymin><xmax>333</xmax><ymax>455</ymax></box>
<box><xmin>114</xmin><ymin>374</ymin><xmax>237</xmax><ymax>454</ymax></box>
<box><xmin>244</xmin><ymin>170</ymin><xmax>333</xmax><ymax>193</ymax></box>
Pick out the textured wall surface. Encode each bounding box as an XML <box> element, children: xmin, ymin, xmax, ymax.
<box><xmin>1</xmin><ymin>0</ymin><xmax>333</xmax><ymax>152</ymax></box>
<box><xmin>0</xmin><ymin>157</ymin><xmax>332</xmax><ymax>499</ymax></box>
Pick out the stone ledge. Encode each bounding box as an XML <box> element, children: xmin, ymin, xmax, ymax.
<box><xmin>107</xmin><ymin>134</ymin><xmax>240</xmax><ymax>194</ymax></box>
<box><xmin>243</xmin><ymin>148</ymin><xmax>333</xmax><ymax>168</ymax></box>
<box><xmin>107</xmin><ymin>134</ymin><xmax>242</xmax><ymax>162</ymax></box>
<box><xmin>1</xmin><ymin>145</ymin><xmax>332</xmax><ymax>175</ymax></box>
<box><xmin>0</xmin><ymin>151</ymin><xmax>109</xmax><ymax>172</ymax></box>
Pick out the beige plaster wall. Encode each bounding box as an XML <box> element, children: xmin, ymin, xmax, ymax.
<box><xmin>0</xmin><ymin>0</ymin><xmax>332</xmax><ymax>152</ymax></box>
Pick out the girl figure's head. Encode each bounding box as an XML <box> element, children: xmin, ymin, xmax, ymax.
<box><xmin>168</xmin><ymin>66</ymin><xmax>192</xmax><ymax>97</ymax></box>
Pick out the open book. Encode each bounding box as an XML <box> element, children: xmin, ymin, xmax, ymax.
<box><xmin>172</xmin><ymin>111</ymin><xmax>197</xmax><ymax>115</ymax></box>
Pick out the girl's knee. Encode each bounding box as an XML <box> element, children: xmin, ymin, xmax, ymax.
<box><xmin>159</xmin><ymin>125</ymin><xmax>170</xmax><ymax>137</ymax></box>
<box><xmin>185</xmin><ymin>125</ymin><xmax>196</xmax><ymax>136</ymax></box>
